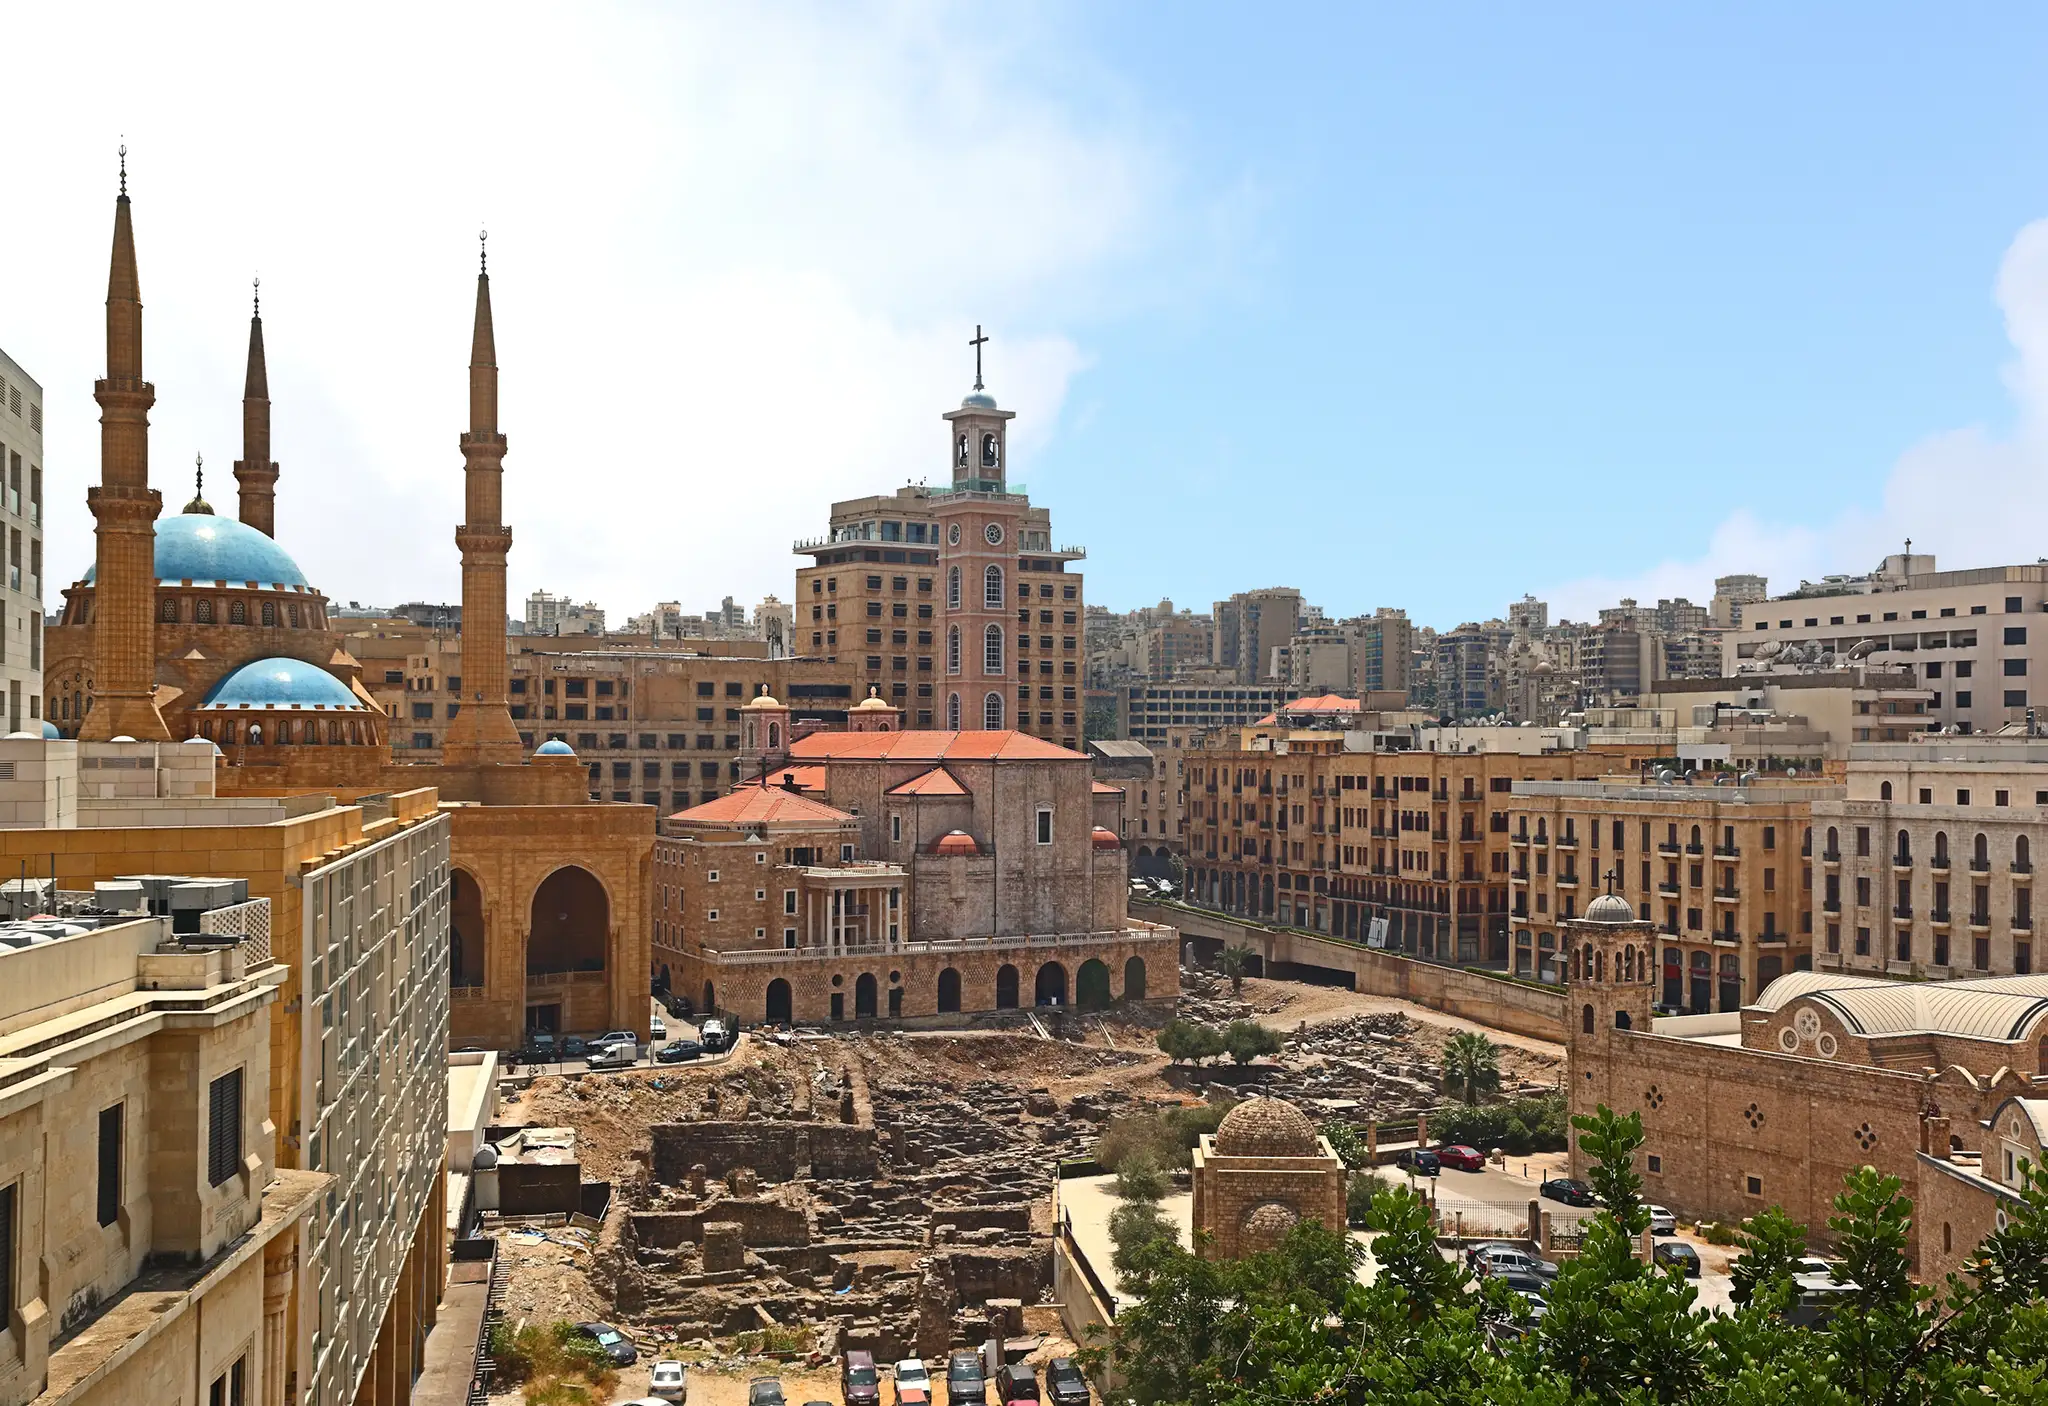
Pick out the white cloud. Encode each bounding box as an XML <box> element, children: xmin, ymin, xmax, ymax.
<box><xmin>1545</xmin><ymin>217</ymin><xmax>2048</xmax><ymax>620</ymax></box>
<box><xmin>10</xmin><ymin>5</ymin><xmax>1177</xmax><ymax>621</ymax></box>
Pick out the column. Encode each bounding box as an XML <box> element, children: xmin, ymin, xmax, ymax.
<box><xmin>261</xmin><ymin>1241</ymin><xmax>296</xmax><ymax>1406</ymax></box>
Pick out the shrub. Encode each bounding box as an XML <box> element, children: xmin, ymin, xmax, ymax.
<box><xmin>1701</xmin><ymin>1220</ymin><xmax>1739</xmax><ymax>1246</ymax></box>
<box><xmin>1110</xmin><ymin>1198</ymin><xmax>1180</xmax><ymax>1283</ymax></box>
<box><xmin>1157</xmin><ymin>1019</ymin><xmax>1226</xmax><ymax>1065</ymax></box>
<box><xmin>1098</xmin><ymin>1099</ymin><xmax>1238</xmax><ymax>1173</ymax></box>
<box><xmin>1429</xmin><ymin>1093</ymin><xmax>1567</xmax><ymax>1154</ymax></box>
<box><xmin>1115</xmin><ymin>1151</ymin><xmax>1170</xmax><ymax>1203</ymax></box>
<box><xmin>1321</xmin><ymin>1121</ymin><xmax>1369</xmax><ymax>1170</ymax></box>
<box><xmin>489</xmin><ymin>1323</ymin><xmax>619</xmax><ymax>1402</ymax></box>
<box><xmin>1223</xmin><ymin>1020</ymin><xmax>1283</xmax><ymax>1066</ymax></box>
<box><xmin>1345</xmin><ymin>1172</ymin><xmax>1376</xmax><ymax>1225</ymax></box>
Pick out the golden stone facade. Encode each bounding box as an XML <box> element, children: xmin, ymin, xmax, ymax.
<box><xmin>1191</xmin><ymin>1096</ymin><xmax>1347</xmax><ymax>1260</ymax></box>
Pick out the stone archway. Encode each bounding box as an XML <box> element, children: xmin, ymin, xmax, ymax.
<box><xmin>996</xmin><ymin>964</ymin><xmax>1019</xmax><ymax>1009</ymax></box>
<box><xmin>1124</xmin><ymin>955</ymin><xmax>1147</xmax><ymax>1001</ymax></box>
<box><xmin>703</xmin><ymin>980</ymin><xmax>717</xmax><ymax>1016</ymax></box>
<box><xmin>1076</xmin><ymin>959</ymin><xmax>1111</xmax><ymax>1011</ymax></box>
<box><xmin>766</xmin><ymin>978</ymin><xmax>793</xmax><ymax>1025</ymax></box>
<box><xmin>450</xmin><ymin>868</ymin><xmax>485</xmax><ymax>987</ymax></box>
<box><xmin>527</xmin><ymin>865</ymin><xmax>610</xmax><ymax>1033</ymax></box>
<box><xmin>855</xmin><ymin>972</ymin><xmax>879</xmax><ymax>1019</ymax></box>
<box><xmin>1035</xmin><ymin>961</ymin><xmax>1068</xmax><ymax>1007</ymax></box>
<box><xmin>938</xmin><ymin>968</ymin><xmax>962</xmax><ymax>1013</ymax></box>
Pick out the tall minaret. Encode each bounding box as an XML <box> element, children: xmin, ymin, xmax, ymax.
<box><xmin>233</xmin><ymin>278</ymin><xmax>278</xmax><ymax>536</ymax></box>
<box><xmin>81</xmin><ymin>149</ymin><xmax>171</xmax><ymax>743</ymax></box>
<box><xmin>441</xmin><ymin>231</ymin><xmax>523</xmax><ymax>766</ymax></box>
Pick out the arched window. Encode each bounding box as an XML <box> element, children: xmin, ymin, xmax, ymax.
<box><xmin>983</xmin><ymin>692</ymin><xmax>1003</xmax><ymax>729</ymax></box>
<box><xmin>1897</xmin><ymin>830</ymin><xmax>1912</xmax><ymax>863</ymax></box>
<box><xmin>229</xmin><ymin>598</ymin><xmax>247</xmax><ymax>625</ymax></box>
<box><xmin>1881</xmin><ymin>781</ymin><xmax>1893</xmax><ymax>801</ymax></box>
<box><xmin>261</xmin><ymin>600</ymin><xmax>277</xmax><ymax>626</ymax></box>
<box><xmin>984</xmin><ymin>564</ymin><xmax>1004</xmax><ymax>608</ymax></box>
<box><xmin>984</xmin><ymin>624</ymin><xmax>1003</xmax><ymax>674</ymax></box>
<box><xmin>947</xmin><ymin>567</ymin><xmax>961</xmax><ymax>609</ymax></box>
<box><xmin>160</xmin><ymin>598</ymin><xmax>178</xmax><ymax>623</ymax></box>
<box><xmin>1690</xmin><ymin>824</ymin><xmax>1702</xmax><ymax>848</ymax></box>
<box><xmin>1974</xmin><ymin>832</ymin><xmax>1989</xmax><ymax>868</ymax></box>
<box><xmin>1934</xmin><ymin>832</ymin><xmax>1949</xmax><ymax>864</ymax></box>
<box><xmin>2018</xmin><ymin>836</ymin><xmax>2032</xmax><ymax>872</ymax></box>
<box><xmin>947</xmin><ymin>626</ymin><xmax>961</xmax><ymax>674</ymax></box>
<box><xmin>1827</xmin><ymin>826</ymin><xmax>1839</xmax><ymax>857</ymax></box>
<box><xmin>194</xmin><ymin>598</ymin><xmax>214</xmax><ymax>624</ymax></box>
<box><xmin>1582</xmin><ymin>1004</ymin><xmax>1595</xmax><ymax>1035</ymax></box>
<box><xmin>947</xmin><ymin>693</ymin><xmax>961</xmax><ymax>729</ymax></box>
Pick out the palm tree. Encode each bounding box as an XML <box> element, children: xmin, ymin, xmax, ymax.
<box><xmin>1441</xmin><ymin>1031</ymin><xmax>1501</xmax><ymax>1104</ymax></box>
<box><xmin>1219</xmin><ymin>944</ymin><xmax>1255</xmax><ymax>997</ymax></box>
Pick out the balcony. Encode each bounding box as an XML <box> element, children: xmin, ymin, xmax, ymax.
<box><xmin>1556</xmin><ymin>874</ymin><xmax>1580</xmax><ymax>890</ymax></box>
<box><xmin>1555</xmin><ymin>836</ymin><xmax>1578</xmax><ymax>852</ymax></box>
<box><xmin>1686</xmin><ymin>843</ymin><xmax>1704</xmax><ymax>856</ymax></box>
<box><xmin>1892</xmin><ymin>856</ymin><xmax>1914</xmax><ymax>872</ymax></box>
<box><xmin>1931</xmin><ymin>853</ymin><xmax>1951</xmax><ymax>873</ymax></box>
<box><xmin>1510</xmin><ymin>833</ymin><xmax>1529</xmax><ymax>848</ymax></box>
<box><xmin>1969</xmin><ymin>913</ymin><xmax>1992</xmax><ymax>931</ymax></box>
<box><xmin>1712</xmin><ymin>930</ymin><xmax>1741</xmax><ymax>945</ymax></box>
<box><xmin>2014</xmin><ymin>863</ymin><xmax>2034</xmax><ymax>883</ymax></box>
<box><xmin>1757</xmin><ymin>929</ymin><xmax>1788</xmax><ymax>944</ymax></box>
<box><xmin>1714</xmin><ymin>845</ymin><xmax>1740</xmax><ymax>859</ymax></box>
<box><xmin>1658</xmin><ymin>882</ymin><xmax>1681</xmax><ymax>897</ymax></box>
<box><xmin>1657</xmin><ymin>841</ymin><xmax>1681</xmax><ymax>856</ymax></box>
<box><xmin>1822</xmin><ymin>898</ymin><xmax>1841</xmax><ymax>915</ymax></box>
<box><xmin>1971</xmin><ymin>859</ymin><xmax>1991</xmax><ymax>874</ymax></box>
<box><xmin>1712</xmin><ymin>888</ymin><xmax>1741</xmax><ymax>904</ymax></box>
<box><xmin>1822</xmin><ymin>849</ymin><xmax>1842</xmax><ymax>866</ymax></box>
<box><xmin>1929</xmin><ymin>909</ymin><xmax>1951</xmax><ymax>928</ymax></box>
<box><xmin>1893</xmin><ymin>904</ymin><xmax>1914</xmax><ymax>920</ymax></box>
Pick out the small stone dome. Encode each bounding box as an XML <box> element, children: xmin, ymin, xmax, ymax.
<box><xmin>929</xmin><ymin>829</ymin><xmax>981</xmax><ymax>857</ymax></box>
<box><xmin>853</xmin><ymin>688</ymin><xmax>895</xmax><ymax>711</ymax></box>
<box><xmin>1583</xmin><ymin>893</ymin><xmax>1636</xmax><ymax>923</ymax></box>
<box><xmin>1090</xmin><ymin>826</ymin><xmax>1122</xmax><ymax>851</ymax></box>
<box><xmin>534</xmin><ymin>738</ymin><xmax>576</xmax><ymax>757</ymax></box>
<box><xmin>1213</xmin><ymin>1096</ymin><xmax>1319</xmax><ymax>1158</ymax></box>
<box><xmin>960</xmin><ymin>389</ymin><xmax>998</xmax><ymax>410</ymax></box>
<box><xmin>743</xmin><ymin>684</ymin><xmax>784</xmax><ymax>710</ymax></box>
<box><xmin>1239</xmin><ymin>1200</ymin><xmax>1299</xmax><ymax>1252</ymax></box>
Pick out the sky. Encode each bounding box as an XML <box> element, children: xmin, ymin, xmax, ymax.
<box><xmin>8</xmin><ymin>4</ymin><xmax>2048</xmax><ymax>631</ymax></box>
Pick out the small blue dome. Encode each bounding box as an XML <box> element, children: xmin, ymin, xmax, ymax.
<box><xmin>534</xmin><ymin>738</ymin><xmax>576</xmax><ymax>756</ymax></box>
<box><xmin>38</xmin><ymin>721</ymin><xmax>59</xmax><ymax>739</ymax></box>
<box><xmin>960</xmin><ymin>390</ymin><xmax>998</xmax><ymax>410</ymax></box>
<box><xmin>198</xmin><ymin>657</ymin><xmax>365</xmax><ymax>711</ymax></box>
<box><xmin>83</xmin><ymin>512</ymin><xmax>310</xmax><ymax>589</ymax></box>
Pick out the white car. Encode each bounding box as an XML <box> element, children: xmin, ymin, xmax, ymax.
<box><xmin>893</xmin><ymin>1360</ymin><xmax>931</xmax><ymax>1406</ymax></box>
<box><xmin>650</xmin><ymin>1015</ymin><xmax>667</xmax><ymax>1041</ymax></box>
<box><xmin>1648</xmin><ymin>1204</ymin><xmax>1676</xmax><ymax>1235</ymax></box>
<box><xmin>649</xmin><ymin>1359</ymin><xmax>688</xmax><ymax>1403</ymax></box>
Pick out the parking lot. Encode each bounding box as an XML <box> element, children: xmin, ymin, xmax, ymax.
<box><xmin>490</xmin><ymin>999</ymin><xmax>734</xmax><ymax>1078</ymax></box>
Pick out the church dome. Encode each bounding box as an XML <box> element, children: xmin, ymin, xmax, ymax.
<box><xmin>535</xmin><ymin>738</ymin><xmax>576</xmax><ymax>756</ymax></box>
<box><xmin>1090</xmin><ymin>826</ymin><xmax>1122</xmax><ymax>851</ymax></box>
<box><xmin>83</xmin><ymin>512</ymin><xmax>310</xmax><ymax>590</ymax></box>
<box><xmin>1214</xmin><ymin>1096</ymin><xmax>1319</xmax><ymax>1158</ymax></box>
<box><xmin>930</xmin><ymin>830</ymin><xmax>981</xmax><ymax>857</ymax></box>
<box><xmin>960</xmin><ymin>390</ymin><xmax>998</xmax><ymax>410</ymax></box>
<box><xmin>197</xmin><ymin>657</ymin><xmax>365</xmax><ymax>711</ymax></box>
<box><xmin>1584</xmin><ymin>893</ymin><xmax>1636</xmax><ymax>924</ymax></box>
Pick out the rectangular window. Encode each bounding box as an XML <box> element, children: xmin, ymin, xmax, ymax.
<box><xmin>1957</xmin><ymin>691</ymin><xmax>1973</xmax><ymax>708</ymax></box>
<box><xmin>207</xmin><ymin>1069</ymin><xmax>243</xmax><ymax>1187</ymax></box>
<box><xmin>2006</xmin><ymin>658</ymin><xmax>2029</xmax><ymax>676</ymax></box>
<box><xmin>1036</xmin><ymin>808</ymin><xmax>1053</xmax><ymax>845</ymax></box>
<box><xmin>2006</xmin><ymin>690</ymin><xmax>2028</xmax><ymax>708</ymax></box>
<box><xmin>2006</xmin><ymin>626</ymin><xmax>2028</xmax><ymax>645</ymax></box>
<box><xmin>97</xmin><ymin>1104</ymin><xmax>122</xmax><ymax>1227</ymax></box>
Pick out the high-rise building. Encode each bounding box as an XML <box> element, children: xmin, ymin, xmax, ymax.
<box><xmin>1211</xmin><ymin>587</ymin><xmax>1302</xmax><ymax>683</ymax></box>
<box><xmin>0</xmin><ymin>348</ymin><xmax>44</xmax><ymax>735</ymax></box>
<box><xmin>794</xmin><ymin>351</ymin><xmax>1086</xmax><ymax>747</ymax></box>
<box><xmin>1711</xmin><ymin>573</ymin><xmax>1769</xmax><ymax>629</ymax></box>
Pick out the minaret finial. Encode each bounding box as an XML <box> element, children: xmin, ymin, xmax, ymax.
<box><xmin>252</xmin><ymin>275</ymin><xmax>260</xmax><ymax>317</ymax></box>
<box><xmin>480</xmin><ymin>227</ymin><xmax>488</xmax><ymax>274</ymax></box>
<box><xmin>118</xmin><ymin>140</ymin><xmax>126</xmax><ymax>196</ymax></box>
<box><xmin>195</xmin><ymin>451</ymin><xmax>202</xmax><ymax>500</ymax></box>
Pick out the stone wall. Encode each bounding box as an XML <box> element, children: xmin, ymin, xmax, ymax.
<box><xmin>649</xmin><ymin>1121</ymin><xmax>879</xmax><ymax>1185</ymax></box>
<box><xmin>631</xmin><ymin>1200</ymin><xmax>811</xmax><ymax>1249</ymax></box>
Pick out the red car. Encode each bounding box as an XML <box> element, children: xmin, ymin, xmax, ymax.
<box><xmin>1436</xmin><ymin>1144</ymin><xmax>1486</xmax><ymax>1171</ymax></box>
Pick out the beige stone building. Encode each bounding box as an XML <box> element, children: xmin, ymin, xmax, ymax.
<box><xmin>1086</xmin><ymin>736</ymin><xmax>1192</xmax><ymax>878</ymax></box>
<box><xmin>1563</xmin><ymin>894</ymin><xmax>2048</xmax><ymax>1270</ymax></box>
<box><xmin>0</xmin><ymin>347</ymin><xmax>44</xmax><ymax>735</ymax></box>
<box><xmin>656</xmin><ymin>693</ymin><xmax>1175</xmax><ymax>1026</ymax></box>
<box><xmin>0</xmin><ymin>896</ymin><xmax>325</xmax><ymax>1406</ymax></box>
<box><xmin>1190</xmin><ymin>1097</ymin><xmax>1346</xmax><ymax>1260</ymax></box>
<box><xmin>1507</xmin><ymin>778</ymin><xmax>1837</xmax><ymax>1010</ymax></box>
<box><xmin>1811</xmin><ymin>740</ymin><xmax>2048</xmax><ymax>979</ymax></box>
<box><xmin>794</xmin><ymin>364</ymin><xmax>1085</xmax><ymax>749</ymax></box>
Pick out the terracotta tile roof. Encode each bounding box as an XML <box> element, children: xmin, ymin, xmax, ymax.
<box><xmin>668</xmin><ymin>786</ymin><xmax>853</xmax><ymax>827</ymax></box>
<box><xmin>888</xmin><ymin>766</ymin><xmax>971</xmax><ymax>797</ymax></box>
<box><xmin>761</xmin><ymin>764</ymin><xmax>828</xmax><ymax>791</ymax></box>
<box><xmin>1279</xmin><ymin>693</ymin><xmax>1362</xmax><ymax>713</ymax></box>
<box><xmin>1092</xmin><ymin>781</ymin><xmax>1125</xmax><ymax>794</ymax></box>
<box><xmin>787</xmin><ymin>729</ymin><xmax>1083</xmax><ymax>762</ymax></box>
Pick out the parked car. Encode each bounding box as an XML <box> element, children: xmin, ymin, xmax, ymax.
<box><xmin>1653</xmin><ymin>1240</ymin><xmax>1702</xmax><ymax>1277</ymax></box>
<box><xmin>560</xmin><ymin>1035</ymin><xmax>589</xmax><ymax>1059</ymax></box>
<box><xmin>747</xmin><ymin>1378</ymin><xmax>786</xmax><ymax>1406</ymax></box>
<box><xmin>1540</xmin><ymin>1177</ymin><xmax>1597</xmax><ymax>1207</ymax></box>
<box><xmin>1491</xmin><ymin>1268</ymin><xmax>1550</xmax><ymax>1297</ymax></box>
<box><xmin>1471</xmin><ymin>1245</ymin><xmax>1559</xmax><ymax>1281</ymax></box>
<box><xmin>1044</xmin><ymin>1358</ymin><xmax>1091</xmax><ymax>1406</ymax></box>
<box><xmin>843</xmin><ymin>1351</ymin><xmax>882</xmax><ymax>1406</ymax></box>
<box><xmin>1647</xmin><ymin>1204</ymin><xmax>1676</xmax><ymax>1235</ymax></box>
<box><xmin>946</xmin><ymin>1351</ymin><xmax>986</xmax><ymax>1406</ymax></box>
<box><xmin>995</xmin><ymin>1363</ymin><xmax>1040</xmax><ymax>1405</ymax></box>
<box><xmin>656</xmin><ymin>1039</ymin><xmax>703</xmax><ymax>1064</ymax></box>
<box><xmin>1436</xmin><ymin>1144</ymin><xmax>1486</xmax><ymax>1172</ymax></box>
<box><xmin>1786</xmin><ymin>1270</ymin><xmax>1860</xmax><ymax>1327</ymax></box>
<box><xmin>650</xmin><ymin>1014</ymin><xmax>667</xmax><ymax>1041</ymax></box>
<box><xmin>586</xmin><ymin>1043</ymin><xmax>635</xmax><ymax>1071</ymax></box>
<box><xmin>700</xmin><ymin>1018</ymin><xmax>729</xmax><ymax>1052</ymax></box>
<box><xmin>521</xmin><ymin>1032</ymin><xmax>557</xmax><ymax>1062</ymax></box>
<box><xmin>597</xmin><ymin>1029</ymin><xmax>639</xmax><ymax>1056</ymax></box>
<box><xmin>1463</xmin><ymin>1239</ymin><xmax>1525</xmax><ymax>1271</ymax></box>
<box><xmin>1397</xmin><ymin>1148</ymin><xmax>1441</xmax><ymax>1176</ymax></box>
<box><xmin>649</xmin><ymin>1359</ymin><xmax>688</xmax><ymax>1403</ymax></box>
<box><xmin>894</xmin><ymin>1359</ymin><xmax>933</xmax><ymax>1406</ymax></box>
<box><xmin>570</xmin><ymin>1322</ymin><xmax>637</xmax><ymax>1366</ymax></box>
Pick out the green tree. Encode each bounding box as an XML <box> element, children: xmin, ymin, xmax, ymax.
<box><xmin>1218</xmin><ymin>944</ymin><xmax>1255</xmax><ymax>997</ymax></box>
<box><xmin>1156</xmin><ymin>1018</ymin><xmax>1225</xmax><ymax>1065</ymax></box>
<box><xmin>1109</xmin><ymin>1199</ymin><xmax>1180</xmax><ymax>1288</ymax></box>
<box><xmin>1321</xmin><ymin>1120</ymin><xmax>1368</xmax><ymax>1169</ymax></box>
<box><xmin>1114</xmin><ymin>1150</ymin><xmax>1170</xmax><ymax>1203</ymax></box>
<box><xmin>1730</xmin><ymin>1205</ymin><xmax>1810</xmax><ymax>1307</ymax></box>
<box><xmin>1222</xmin><ymin>1019</ymin><xmax>1282</xmax><ymax>1066</ymax></box>
<box><xmin>1440</xmin><ymin>1030</ymin><xmax>1503</xmax><ymax>1104</ymax></box>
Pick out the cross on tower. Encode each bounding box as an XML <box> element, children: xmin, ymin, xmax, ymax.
<box><xmin>969</xmin><ymin>325</ymin><xmax>989</xmax><ymax>391</ymax></box>
<box><xmin>1603</xmin><ymin>866</ymin><xmax>1621</xmax><ymax>896</ymax></box>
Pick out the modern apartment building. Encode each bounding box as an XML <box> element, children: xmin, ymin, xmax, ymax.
<box><xmin>794</xmin><ymin>382</ymin><xmax>1086</xmax><ymax>748</ymax></box>
<box><xmin>1811</xmin><ymin>741</ymin><xmax>2048</xmax><ymax>980</ymax></box>
<box><xmin>1506</xmin><ymin>777</ymin><xmax>1835</xmax><ymax>1010</ymax></box>
<box><xmin>0</xmin><ymin>348</ymin><xmax>44</xmax><ymax>734</ymax></box>
<box><xmin>1212</xmin><ymin>588</ymin><xmax>1302</xmax><ymax>684</ymax></box>
<box><xmin>1116</xmin><ymin>682</ymin><xmax>1287</xmax><ymax>743</ymax></box>
<box><xmin>0</xmin><ymin>896</ymin><xmax>324</xmax><ymax>1406</ymax></box>
<box><xmin>1726</xmin><ymin>552</ymin><xmax>2048</xmax><ymax>734</ymax></box>
<box><xmin>1182</xmin><ymin>721</ymin><xmax>1600</xmax><ymax>964</ymax></box>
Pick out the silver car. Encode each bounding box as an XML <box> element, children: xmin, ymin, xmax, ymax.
<box><xmin>649</xmin><ymin>1360</ymin><xmax>687</xmax><ymax>1403</ymax></box>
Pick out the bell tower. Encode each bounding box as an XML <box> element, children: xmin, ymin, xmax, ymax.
<box><xmin>1564</xmin><ymin>883</ymin><xmax>1656</xmax><ymax>1177</ymax></box>
<box><xmin>935</xmin><ymin>326</ymin><xmax>1023</xmax><ymax>732</ymax></box>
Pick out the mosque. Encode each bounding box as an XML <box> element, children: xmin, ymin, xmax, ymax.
<box><xmin>47</xmin><ymin>165</ymin><xmax>653</xmax><ymax>1048</ymax></box>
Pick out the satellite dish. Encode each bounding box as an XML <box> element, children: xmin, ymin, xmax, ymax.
<box><xmin>1847</xmin><ymin>639</ymin><xmax>1877</xmax><ymax>660</ymax></box>
<box><xmin>1780</xmin><ymin>646</ymin><xmax>1805</xmax><ymax>664</ymax></box>
<box><xmin>1754</xmin><ymin>640</ymin><xmax>1783</xmax><ymax>660</ymax></box>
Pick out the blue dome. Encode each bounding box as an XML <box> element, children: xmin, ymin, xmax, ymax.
<box><xmin>83</xmin><ymin>513</ymin><xmax>310</xmax><ymax>589</ymax></box>
<box><xmin>198</xmin><ymin>657</ymin><xmax>365</xmax><ymax>711</ymax></box>
<box><xmin>38</xmin><ymin>721</ymin><xmax>58</xmax><ymax>740</ymax></box>
<box><xmin>534</xmin><ymin>738</ymin><xmax>576</xmax><ymax>756</ymax></box>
